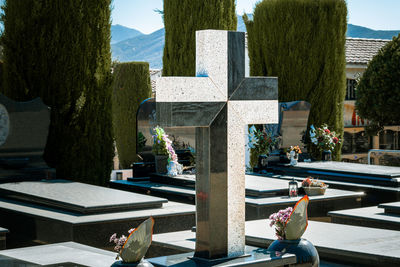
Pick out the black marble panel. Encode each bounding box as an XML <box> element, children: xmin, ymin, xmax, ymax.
<box><xmin>228</xmin><ymin>31</ymin><xmax>245</xmax><ymax>98</ymax></box>
<box><xmin>156</xmin><ymin>102</ymin><xmax>225</xmax><ymax>127</ymax></box>
<box><xmin>194</xmin><ymin>105</ymin><xmax>228</xmax><ymax>259</ymax></box>
<box><xmin>230</xmin><ymin>78</ymin><xmax>278</xmax><ymax>101</ymax></box>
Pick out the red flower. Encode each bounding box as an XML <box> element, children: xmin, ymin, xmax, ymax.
<box><xmin>324</xmin><ymin>129</ymin><xmax>331</xmax><ymax>134</ymax></box>
<box><xmin>332</xmin><ymin>137</ymin><xmax>339</xmax><ymax>144</ymax></box>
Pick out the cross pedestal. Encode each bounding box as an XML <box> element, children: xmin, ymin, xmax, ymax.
<box><xmin>156</xmin><ymin>30</ymin><xmax>278</xmax><ymax>260</ymax></box>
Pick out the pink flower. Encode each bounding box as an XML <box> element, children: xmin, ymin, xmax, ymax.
<box><xmin>109</xmin><ymin>233</ymin><xmax>117</xmax><ymax>243</ymax></box>
<box><xmin>324</xmin><ymin>129</ymin><xmax>330</xmax><ymax>134</ymax></box>
<box><xmin>332</xmin><ymin>137</ymin><xmax>339</xmax><ymax>144</ymax></box>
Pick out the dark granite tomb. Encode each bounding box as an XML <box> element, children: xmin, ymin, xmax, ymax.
<box><xmin>272</xmin><ymin>161</ymin><xmax>400</xmax><ymax>187</ymax></box>
<box><xmin>0</xmin><ymin>180</ymin><xmax>195</xmax><ymax>248</ymax></box>
<box><xmin>329</xmin><ymin>201</ymin><xmax>400</xmax><ymax>231</ymax></box>
<box><xmin>0</xmin><ymin>94</ymin><xmax>53</xmax><ymax>182</ymax></box>
<box><xmin>0</xmin><ymin>180</ymin><xmax>166</xmax><ymax>214</ymax></box>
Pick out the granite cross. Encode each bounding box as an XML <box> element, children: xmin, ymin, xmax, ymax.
<box><xmin>156</xmin><ymin>30</ymin><xmax>278</xmax><ymax>260</ymax></box>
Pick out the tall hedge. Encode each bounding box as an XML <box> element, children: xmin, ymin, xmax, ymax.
<box><xmin>1</xmin><ymin>0</ymin><xmax>113</xmax><ymax>185</ymax></box>
<box><xmin>163</xmin><ymin>0</ymin><xmax>237</xmax><ymax>76</ymax></box>
<box><xmin>356</xmin><ymin>34</ymin><xmax>400</xmax><ymax>131</ymax></box>
<box><xmin>244</xmin><ymin>0</ymin><xmax>347</xmax><ymax>159</ymax></box>
<box><xmin>112</xmin><ymin>62</ymin><xmax>152</xmax><ymax>169</ymax></box>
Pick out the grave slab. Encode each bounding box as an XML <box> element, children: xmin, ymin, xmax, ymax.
<box><xmin>0</xmin><ymin>241</ymin><xmax>116</xmax><ymax>266</ymax></box>
<box><xmin>0</xmin><ymin>180</ymin><xmax>167</xmax><ymax>214</ymax></box>
<box><xmin>379</xmin><ymin>201</ymin><xmax>400</xmax><ymax>215</ymax></box>
<box><xmin>329</xmin><ymin>205</ymin><xmax>400</xmax><ymax>231</ymax></box>
<box><xmin>0</xmin><ymin>227</ymin><xmax>8</xmax><ymax>250</ymax></box>
<box><xmin>272</xmin><ymin>162</ymin><xmax>400</xmax><ymax>187</ymax></box>
<box><xmin>246</xmin><ymin>219</ymin><xmax>400</xmax><ymax>266</ymax></box>
<box><xmin>111</xmin><ymin>175</ymin><xmax>364</xmax><ymax>219</ymax></box>
<box><xmin>0</xmin><ymin>188</ymin><xmax>195</xmax><ymax>248</ymax></box>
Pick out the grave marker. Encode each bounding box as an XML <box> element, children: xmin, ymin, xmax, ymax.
<box><xmin>156</xmin><ymin>30</ymin><xmax>278</xmax><ymax>259</ymax></box>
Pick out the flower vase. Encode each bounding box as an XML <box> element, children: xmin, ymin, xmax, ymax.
<box><xmin>289</xmin><ymin>151</ymin><xmax>298</xmax><ymax>166</ymax></box>
<box><xmin>154</xmin><ymin>155</ymin><xmax>168</xmax><ymax>174</ymax></box>
<box><xmin>322</xmin><ymin>150</ymin><xmax>332</xmax><ymax>161</ymax></box>
<box><xmin>268</xmin><ymin>238</ymin><xmax>319</xmax><ymax>267</ymax></box>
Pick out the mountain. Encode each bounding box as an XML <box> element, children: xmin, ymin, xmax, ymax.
<box><xmin>111</xmin><ymin>18</ymin><xmax>400</xmax><ymax>69</ymax></box>
<box><xmin>347</xmin><ymin>24</ymin><xmax>399</xmax><ymax>40</ymax></box>
<box><xmin>111</xmin><ymin>24</ymin><xmax>143</xmax><ymax>44</ymax></box>
<box><xmin>111</xmin><ymin>28</ymin><xmax>165</xmax><ymax>69</ymax></box>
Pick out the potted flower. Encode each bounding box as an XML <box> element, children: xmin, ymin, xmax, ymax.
<box><xmin>301</xmin><ymin>176</ymin><xmax>328</xmax><ymax>196</ymax></box>
<box><xmin>152</xmin><ymin>126</ymin><xmax>178</xmax><ymax>174</ymax></box>
<box><xmin>287</xmin><ymin>145</ymin><xmax>302</xmax><ymax>166</ymax></box>
<box><xmin>267</xmin><ymin>196</ymin><xmax>319</xmax><ymax>266</ymax></box>
<box><xmin>109</xmin><ymin>217</ymin><xmax>154</xmax><ymax>266</ymax></box>
<box><xmin>309</xmin><ymin>124</ymin><xmax>341</xmax><ymax>161</ymax></box>
<box><xmin>248</xmin><ymin>126</ymin><xmax>278</xmax><ymax>170</ymax></box>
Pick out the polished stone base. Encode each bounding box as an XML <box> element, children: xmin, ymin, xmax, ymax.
<box><xmin>147</xmin><ymin>246</ymin><xmax>295</xmax><ymax>267</ymax></box>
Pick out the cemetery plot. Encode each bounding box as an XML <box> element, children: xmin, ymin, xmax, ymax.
<box><xmin>0</xmin><ymin>181</ymin><xmax>195</xmax><ymax>248</ymax></box>
<box><xmin>329</xmin><ymin>201</ymin><xmax>400</xmax><ymax>231</ymax></box>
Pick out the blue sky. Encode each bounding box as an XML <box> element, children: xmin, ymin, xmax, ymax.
<box><xmin>111</xmin><ymin>0</ymin><xmax>400</xmax><ymax>34</ymax></box>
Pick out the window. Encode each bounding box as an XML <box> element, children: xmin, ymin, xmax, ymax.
<box><xmin>346</xmin><ymin>79</ymin><xmax>357</xmax><ymax>100</ymax></box>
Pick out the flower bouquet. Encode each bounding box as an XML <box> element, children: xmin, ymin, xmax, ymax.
<box><xmin>152</xmin><ymin>126</ymin><xmax>182</xmax><ymax>176</ymax></box>
<box><xmin>309</xmin><ymin>124</ymin><xmax>341</xmax><ymax>160</ymax></box>
<box><xmin>268</xmin><ymin>196</ymin><xmax>309</xmax><ymax>240</ymax></box>
<box><xmin>301</xmin><ymin>176</ymin><xmax>328</xmax><ymax>196</ymax></box>
<box><xmin>287</xmin><ymin>145</ymin><xmax>302</xmax><ymax>166</ymax></box>
<box><xmin>248</xmin><ymin>126</ymin><xmax>278</xmax><ymax>170</ymax></box>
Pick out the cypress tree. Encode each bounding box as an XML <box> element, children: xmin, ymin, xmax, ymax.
<box><xmin>112</xmin><ymin>62</ymin><xmax>152</xmax><ymax>169</ymax></box>
<box><xmin>163</xmin><ymin>0</ymin><xmax>237</xmax><ymax>76</ymax></box>
<box><xmin>244</xmin><ymin>0</ymin><xmax>347</xmax><ymax>159</ymax></box>
<box><xmin>1</xmin><ymin>0</ymin><xmax>113</xmax><ymax>185</ymax></box>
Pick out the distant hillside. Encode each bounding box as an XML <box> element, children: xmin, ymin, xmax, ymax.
<box><xmin>111</xmin><ymin>19</ymin><xmax>399</xmax><ymax>68</ymax></box>
<box><xmin>111</xmin><ymin>24</ymin><xmax>143</xmax><ymax>44</ymax></box>
<box><xmin>111</xmin><ymin>28</ymin><xmax>165</xmax><ymax>69</ymax></box>
<box><xmin>348</xmin><ymin>24</ymin><xmax>399</xmax><ymax>40</ymax></box>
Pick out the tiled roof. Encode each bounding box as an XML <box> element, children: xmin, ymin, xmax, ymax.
<box><xmin>346</xmin><ymin>37</ymin><xmax>390</xmax><ymax>65</ymax></box>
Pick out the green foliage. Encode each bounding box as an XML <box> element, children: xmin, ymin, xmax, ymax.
<box><xmin>163</xmin><ymin>0</ymin><xmax>237</xmax><ymax>76</ymax></box>
<box><xmin>112</xmin><ymin>62</ymin><xmax>151</xmax><ymax>168</ymax></box>
<box><xmin>355</xmin><ymin>34</ymin><xmax>400</xmax><ymax>129</ymax></box>
<box><xmin>244</xmin><ymin>0</ymin><xmax>347</xmax><ymax>160</ymax></box>
<box><xmin>1</xmin><ymin>0</ymin><xmax>113</xmax><ymax>185</ymax></box>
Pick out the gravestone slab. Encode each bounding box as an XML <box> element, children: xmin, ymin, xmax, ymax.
<box><xmin>0</xmin><ymin>94</ymin><xmax>52</xmax><ymax>182</ymax></box>
<box><xmin>0</xmin><ymin>242</ymin><xmax>116</xmax><ymax>267</ymax></box>
<box><xmin>0</xmin><ymin>180</ymin><xmax>167</xmax><ymax>214</ymax></box>
<box><xmin>246</xmin><ymin>220</ymin><xmax>400</xmax><ymax>266</ymax></box>
<box><xmin>379</xmin><ymin>201</ymin><xmax>400</xmax><ymax>215</ymax></box>
<box><xmin>273</xmin><ymin>161</ymin><xmax>400</xmax><ymax>187</ymax></box>
<box><xmin>329</xmin><ymin>205</ymin><xmax>400</xmax><ymax>231</ymax></box>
